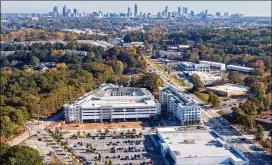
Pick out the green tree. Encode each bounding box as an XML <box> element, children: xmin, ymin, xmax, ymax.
<box><xmin>255</xmin><ymin>124</ymin><xmax>264</xmax><ymax>141</ymax></box>
<box><xmin>31</xmin><ymin>56</ymin><xmax>40</xmax><ymax>66</ymax></box>
<box><xmin>191</xmin><ymin>74</ymin><xmax>204</xmax><ymax>92</ymax></box>
<box><xmin>228</xmin><ymin>71</ymin><xmax>242</xmax><ymax>83</ymax></box>
<box><xmin>109</xmin><ymin>160</ymin><xmax>112</xmax><ymax>165</ymax></box>
<box><xmin>0</xmin><ymin>116</ymin><xmax>14</xmax><ymax>138</ymax></box>
<box><xmin>208</xmin><ymin>92</ymin><xmax>220</xmax><ymax>108</ymax></box>
<box><xmin>9</xmin><ymin>109</ymin><xmax>25</xmax><ymax>125</ymax></box>
<box><xmin>2</xmin><ymin>145</ymin><xmax>43</xmax><ymax>165</ymax></box>
<box><xmin>105</xmin><ymin>159</ymin><xmax>109</xmax><ymax>165</ymax></box>
<box><xmin>139</xmin><ymin>73</ymin><xmax>163</xmax><ymax>92</ymax></box>
<box><xmin>0</xmin><ymin>142</ymin><xmax>10</xmax><ymax>162</ymax></box>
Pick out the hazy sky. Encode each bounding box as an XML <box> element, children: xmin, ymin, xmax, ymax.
<box><xmin>1</xmin><ymin>1</ymin><xmax>271</xmax><ymax>17</ymax></box>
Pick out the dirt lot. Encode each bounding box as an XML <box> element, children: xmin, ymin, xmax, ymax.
<box><xmin>55</xmin><ymin>122</ymin><xmax>143</xmax><ymax>130</ymax></box>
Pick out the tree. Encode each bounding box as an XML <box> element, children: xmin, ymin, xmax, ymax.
<box><xmin>132</xmin><ymin>128</ymin><xmax>137</xmax><ymax>134</ymax></box>
<box><xmin>208</xmin><ymin>92</ymin><xmax>220</xmax><ymax>108</ymax></box>
<box><xmin>228</xmin><ymin>71</ymin><xmax>242</xmax><ymax>83</ymax></box>
<box><xmin>98</xmin><ymin>153</ymin><xmax>102</xmax><ymax>161</ymax></box>
<box><xmin>255</xmin><ymin>124</ymin><xmax>264</xmax><ymax>141</ymax></box>
<box><xmin>191</xmin><ymin>74</ymin><xmax>204</xmax><ymax>92</ymax></box>
<box><xmin>124</xmin><ymin>34</ymin><xmax>133</xmax><ymax>43</ymax></box>
<box><xmin>105</xmin><ymin>128</ymin><xmax>110</xmax><ymax>135</ymax></box>
<box><xmin>0</xmin><ymin>142</ymin><xmax>10</xmax><ymax>162</ymax></box>
<box><xmin>139</xmin><ymin>73</ymin><xmax>163</xmax><ymax>92</ymax></box>
<box><xmin>0</xmin><ymin>116</ymin><xmax>14</xmax><ymax>138</ymax></box>
<box><xmin>94</xmin><ymin>162</ymin><xmax>98</xmax><ymax>165</ymax></box>
<box><xmin>31</xmin><ymin>56</ymin><xmax>40</xmax><ymax>66</ymax></box>
<box><xmin>9</xmin><ymin>109</ymin><xmax>25</xmax><ymax>125</ymax></box>
<box><xmin>109</xmin><ymin>160</ymin><xmax>112</xmax><ymax>165</ymax></box>
<box><xmin>2</xmin><ymin>145</ymin><xmax>43</xmax><ymax>165</ymax></box>
<box><xmin>105</xmin><ymin>159</ymin><xmax>109</xmax><ymax>165</ymax></box>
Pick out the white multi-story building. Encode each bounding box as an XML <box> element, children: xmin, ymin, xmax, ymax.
<box><xmin>64</xmin><ymin>84</ymin><xmax>161</xmax><ymax>123</ymax></box>
<box><xmin>159</xmin><ymin>86</ymin><xmax>201</xmax><ymax>124</ymax></box>
<box><xmin>179</xmin><ymin>61</ymin><xmax>210</xmax><ymax>72</ymax></box>
<box><xmin>200</xmin><ymin>60</ymin><xmax>226</xmax><ymax>70</ymax></box>
<box><xmin>226</xmin><ymin>65</ymin><xmax>254</xmax><ymax>73</ymax></box>
<box><xmin>157</xmin><ymin>127</ymin><xmax>249</xmax><ymax>165</ymax></box>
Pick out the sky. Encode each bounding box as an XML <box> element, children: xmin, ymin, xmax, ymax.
<box><xmin>1</xmin><ymin>1</ymin><xmax>271</xmax><ymax>17</ymax></box>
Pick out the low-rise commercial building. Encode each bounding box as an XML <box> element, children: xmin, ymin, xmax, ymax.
<box><xmin>159</xmin><ymin>51</ymin><xmax>182</xmax><ymax>60</ymax></box>
<box><xmin>206</xmin><ymin>84</ymin><xmax>248</xmax><ymax>97</ymax></box>
<box><xmin>200</xmin><ymin>60</ymin><xmax>226</xmax><ymax>70</ymax></box>
<box><xmin>226</xmin><ymin>65</ymin><xmax>254</xmax><ymax>73</ymax></box>
<box><xmin>157</xmin><ymin>127</ymin><xmax>249</xmax><ymax>165</ymax></box>
<box><xmin>64</xmin><ymin>84</ymin><xmax>161</xmax><ymax>123</ymax></box>
<box><xmin>159</xmin><ymin>86</ymin><xmax>201</xmax><ymax>124</ymax></box>
<box><xmin>179</xmin><ymin>62</ymin><xmax>210</xmax><ymax>72</ymax></box>
<box><xmin>186</xmin><ymin>71</ymin><xmax>223</xmax><ymax>86</ymax></box>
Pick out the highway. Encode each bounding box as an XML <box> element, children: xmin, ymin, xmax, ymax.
<box><xmin>146</xmin><ymin>58</ymin><xmax>272</xmax><ymax>165</ymax></box>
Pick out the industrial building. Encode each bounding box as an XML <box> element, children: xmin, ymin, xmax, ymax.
<box><xmin>226</xmin><ymin>65</ymin><xmax>254</xmax><ymax>73</ymax></box>
<box><xmin>157</xmin><ymin>127</ymin><xmax>249</xmax><ymax>165</ymax></box>
<box><xmin>159</xmin><ymin>50</ymin><xmax>182</xmax><ymax>60</ymax></box>
<box><xmin>64</xmin><ymin>84</ymin><xmax>161</xmax><ymax>123</ymax></box>
<box><xmin>159</xmin><ymin>86</ymin><xmax>201</xmax><ymax>124</ymax></box>
<box><xmin>206</xmin><ymin>84</ymin><xmax>248</xmax><ymax>97</ymax></box>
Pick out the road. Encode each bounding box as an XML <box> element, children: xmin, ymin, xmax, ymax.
<box><xmin>146</xmin><ymin>57</ymin><xmax>272</xmax><ymax>165</ymax></box>
<box><xmin>9</xmin><ymin>124</ymin><xmax>35</xmax><ymax>146</ymax></box>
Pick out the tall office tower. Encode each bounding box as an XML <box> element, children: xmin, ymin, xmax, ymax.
<box><xmin>205</xmin><ymin>10</ymin><xmax>208</xmax><ymax>15</ymax></box>
<box><xmin>215</xmin><ymin>12</ymin><xmax>221</xmax><ymax>17</ymax></box>
<box><xmin>183</xmin><ymin>7</ymin><xmax>188</xmax><ymax>14</ymax></box>
<box><xmin>224</xmin><ymin>12</ymin><xmax>229</xmax><ymax>17</ymax></box>
<box><xmin>140</xmin><ymin>12</ymin><xmax>142</xmax><ymax>17</ymax></box>
<box><xmin>167</xmin><ymin>12</ymin><xmax>171</xmax><ymax>18</ymax></box>
<box><xmin>127</xmin><ymin>7</ymin><xmax>132</xmax><ymax>17</ymax></box>
<box><xmin>53</xmin><ymin>6</ymin><xmax>58</xmax><ymax>13</ymax></box>
<box><xmin>134</xmin><ymin>4</ymin><xmax>138</xmax><ymax>17</ymax></box>
<box><xmin>67</xmin><ymin>9</ymin><xmax>72</xmax><ymax>18</ymax></box>
<box><xmin>73</xmin><ymin>8</ymin><xmax>78</xmax><ymax>17</ymax></box>
<box><xmin>178</xmin><ymin>7</ymin><xmax>181</xmax><ymax>15</ymax></box>
<box><xmin>62</xmin><ymin>5</ymin><xmax>67</xmax><ymax>17</ymax></box>
<box><xmin>165</xmin><ymin>6</ymin><xmax>169</xmax><ymax>13</ymax></box>
<box><xmin>190</xmin><ymin>10</ymin><xmax>195</xmax><ymax>16</ymax></box>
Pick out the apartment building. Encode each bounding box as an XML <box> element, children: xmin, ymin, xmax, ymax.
<box><xmin>64</xmin><ymin>84</ymin><xmax>161</xmax><ymax>123</ymax></box>
<box><xmin>159</xmin><ymin>86</ymin><xmax>201</xmax><ymax>124</ymax></box>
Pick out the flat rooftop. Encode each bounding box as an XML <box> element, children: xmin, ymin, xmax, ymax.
<box><xmin>207</xmin><ymin>84</ymin><xmax>248</xmax><ymax>92</ymax></box>
<box><xmin>157</xmin><ymin>128</ymin><xmax>248</xmax><ymax>164</ymax></box>
<box><xmin>64</xmin><ymin>84</ymin><xmax>157</xmax><ymax>109</ymax></box>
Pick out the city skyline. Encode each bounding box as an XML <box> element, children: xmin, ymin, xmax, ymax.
<box><xmin>1</xmin><ymin>1</ymin><xmax>271</xmax><ymax>17</ymax></box>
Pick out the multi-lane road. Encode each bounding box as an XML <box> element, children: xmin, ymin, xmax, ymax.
<box><xmin>146</xmin><ymin>58</ymin><xmax>272</xmax><ymax>165</ymax></box>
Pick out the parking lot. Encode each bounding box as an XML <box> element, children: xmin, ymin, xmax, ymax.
<box><xmin>62</xmin><ymin>130</ymin><xmax>152</xmax><ymax>165</ymax></box>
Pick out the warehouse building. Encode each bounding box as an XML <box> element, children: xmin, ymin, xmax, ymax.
<box><xmin>64</xmin><ymin>84</ymin><xmax>161</xmax><ymax>123</ymax></box>
<box><xmin>157</xmin><ymin>127</ymin><xmax>249</xmax><ymax>165</ymax></box>
<box><xmin>206</xmin><ymin>84</ymin><xmax>248</xmax><ymax>97</ymax></box>
<box><xmin>199</xmin><ymin>60</ymin><xmax>226</xmax><ymax>70</ymax></box>
<box><xmin>179</xmin><ymin>61</ymin><xmax>210</xmax><ymax>72</ymax></box>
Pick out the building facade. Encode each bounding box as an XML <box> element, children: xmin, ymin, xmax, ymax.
<box><xmin>206</xmin><ymin>84</ymin><xmax>248</xmax><ymax>97</ymax></box>
<box><xmin>64</xmin><ymin>84</ymin><xmax>161</xmax><ymax>123</ymax></box>
<box><xmin>159</xmin><ymin>86</ymin><xmax>201</xmax><ymax>124</ymax></box>
<box><xmin>179</xmin><ymin>62</ymin><xmax>210</xmax><ymax>72</ymax></box>
<box><xmin>199</xmin><ymin>60</ymin><xmax>226</xmax><ymax>70</ymax></box>
<box><xmin>226</xmin><ymin>65</ymin><xmax>254</xmax><ymax>73</ymax></box>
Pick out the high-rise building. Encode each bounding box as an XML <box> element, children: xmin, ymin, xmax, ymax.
<box><xmin>73</xmin><ymin>8</ymin><xmax>78</xmax><ymax>17</ymax></box>
<box><xmin>216</xmin><ymin>12</ymin><xmax>221</xmax><ymax>17</ymax></box>
<box><xmin>67</xmin><ymin>9</ymin><xmax>71</xmax><ymax>18</ymax></box>
<box><xmin>134</xmin><ymin>4</ymin><xmax>138</xmax><ymax>17</ymax></box>
<box><xmin>165</xmin><ymin>6</ymin><xmax>169</xmax><ymax>13</ymax></box>
<box><xmin>62</xmin><ymin>5</ymin><xmax>67</xmax><ymax>17</ymax></box>
<box><xmin>205</xmin><ymin>10</ymin><xmax>208</xmax><ymax>15</ymax></box>
<box><xmin>178</xmin><ymin>7</ymin><xmax>181</xmax><ymax>15</ymax></box>
<box><xmin>53</xmin><ymin>6</ymin><xmax>58</xmax><ymax>13</ymax></box>
<box><xmin>183</xmin><ymin>7</ymin><xmax>188</xmax><ymax>14</ymax></box>
<box><xmin>190</xmin><ymin>10</ymin><xmax>195</xmax><ymax>16</ymax></box>
<box><xmin>127</xmin><ymin>7</ymin><xmax>132</xmax><ymax>17</ymax></box>
<box><xmin>224</xmin><ymin>12</ymin><xmax>229</xmax><ymax>17</ymax></box>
